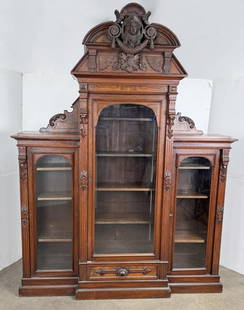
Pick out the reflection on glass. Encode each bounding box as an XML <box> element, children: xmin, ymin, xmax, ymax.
<box><xmin>35</xmin><ymin>155</ymin><xmax>73</xmax><ymax>270</ymax></box>
<box><xmin>173</xmin><ymin>157</ymin><xmax>211</xmax><ymax>268</ymax></box>
<box><xmin>94</xmin><ymin>104</ymin><xmax>157</xmax><ymax>254</ymax></box>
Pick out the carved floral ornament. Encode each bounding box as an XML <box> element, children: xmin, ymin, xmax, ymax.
<box><xmin>107</xmin><ymin>4</ymin><xmax>157</xmax><ymax>72</ymax></box>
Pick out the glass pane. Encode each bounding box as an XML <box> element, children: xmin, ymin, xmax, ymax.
<box><xmin>35</xmin><ymin>155</ymin><xmax>73</xmax><ymax>270</ymax></box>
<box><xmin>173</xmin><ymin>157</ymin><xmax>211</xmax><ymax>268</ymax></box>
<box><xmin>94</xmin><ymin>104</ymin><xmax>157</xmax><ymax>254</ymax></box>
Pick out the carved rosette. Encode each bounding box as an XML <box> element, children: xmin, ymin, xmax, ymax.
<box><xmin>107</xmin><ymin>4</ymin><xmax>157</xmax><ymax>72</ymax></box>
<box><xmin>220</xmin><ymin>149</ymin><xmax>230</xmax><ymax>182</ymax></box>
<box><xmin>216</xmin><ymin>205</ymin><xmax>224</xmax><ymax>223</ymax></box>
<box><xmin>80</xmin><ymin>170</ymin><xmax>88</xmax><ymax>190</ymax></box>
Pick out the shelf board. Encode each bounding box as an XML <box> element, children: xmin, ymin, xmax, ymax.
<box><xmin>37</xmin><ymin>167</ymin><xmax>72</xmax><ymax>171</ymax></box>
<box><xmin>96</xmin><ymin>212</ymin><xmax>150</xmax><ymax>224</ymax></box>
<box><xmin>96</xmin><ymin>153</ymin><xmax>153</xmax><ymax>157</ymax></box>
<box><xmin>96</xmin><ymin>187</ymin><xmax>153</xmax><ymax>192</ymax></box>
<box><xmin>100</xmin><ymin>117</ymin><xmax>153</xmax><ymax>122</ymax></box>
<box><xmin>37</xmin><ymin>192</ymin><xmax>72</xmax><ymax>201</ymax></box>
<box><xmin>38</xmin><ymin>238</ymin><xmax>72</xmax><ymax>243</ymax></box>
<box><xmin>176</xmin><ymin>191</ymin><xmax>208</xmax><ymax>199</ymax></box>
<box><xmin>179</xmin><ymin>164</ymin><xmax>210</xmax><ymax>170</ymax></box>
<box><xmin>175</xmin><ymin>230</ymin><xmax>205</xmax><ymax>243</ymax></box>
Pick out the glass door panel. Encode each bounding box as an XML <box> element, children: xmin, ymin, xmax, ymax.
<box><xmin>35</xmin><ymin>155</ymin><xmax>73</xmax><ymax>270</ymax></box>
<box><xmin>94</xmin><ymin>104</ymin><xmax>157</xmax><ymax>254</ymax></box>
<box><xmin>173</xmin><ymin>157</ymin><xmax>211</xmax><ymax>268</ymax></box>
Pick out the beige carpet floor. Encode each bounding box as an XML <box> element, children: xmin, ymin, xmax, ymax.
<box><xmin>0</xmin><ymin>260</ymin><xmax>244</xmax><ymax>310</ymax></box>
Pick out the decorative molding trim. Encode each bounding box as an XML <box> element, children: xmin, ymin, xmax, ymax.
<box><xmin>164</xmin><ymin>171</ymin><xmax>172</xmax><ymax>191</ymax></box>
<box><xmin>216</xmin><ymin>205</ymin><xmax>224</xmax><ymax>223</ymax></box>
<box><xmin>80</xmin><ymin>112</ymin><xmax>88</xmax><ymax>138</ymax></box>
<box><xmin>80</xmin><ymin>170</ymin><xmax>88</xmax><ymax>191</ymax></box>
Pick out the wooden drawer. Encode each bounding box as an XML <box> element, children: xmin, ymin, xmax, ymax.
<box><xmin>87</xmin><ymin>263</ymin><xmax>158</xmax><ymax>281</ymax></box>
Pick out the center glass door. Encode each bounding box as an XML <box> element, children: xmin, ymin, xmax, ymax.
<box><xmin>94</xmin><ymin>104</ymin><xmax>158</xmax><ymax>254</ymax></box>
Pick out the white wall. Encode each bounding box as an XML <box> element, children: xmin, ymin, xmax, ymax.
<box><xmin>208</xmin><ymin>77</ymin><xmax>244</xmax><ymax>274</ymax></box>
<box><xmin>0</xmin><ymin>69</ymin><xmax>22</xmax><ymax>271</ymax></box>
<box><xmin>22</xmin><ymin>75</ymin><xmax>212</xmax><ymax>132</ymax></box>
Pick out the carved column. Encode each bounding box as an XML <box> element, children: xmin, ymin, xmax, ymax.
<box><xmin>18</xmin><ymin>146</ymin><xmax>31</xmax><ymax>277</ymax></box>
<box><xmin>212</xmin><ymin>149</ymin><xmax>230</xmax><ymax>274</ymax></box>
<box><xmin>160</xmin><ymin>85</ymin><xmax>178</xmax><ymax>277</ymax></box>
<box><xmin>78</xmin><ymin>82</ymin><xmax>89</xmax><ymax>279</ymax></box>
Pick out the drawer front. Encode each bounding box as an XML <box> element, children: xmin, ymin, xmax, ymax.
<box><xmin>88</xmin><ymin>264</ymin><xmax>158</xmax><ymax>280</ymax></box>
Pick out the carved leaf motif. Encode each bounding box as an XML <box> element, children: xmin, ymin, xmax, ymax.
<box><xmin>164</xmin><ymin>171</ymin><xmax>172</xmax><ymax>191</ymax></box>
<box><xmin>80</xmin><ymin>112</ymin><xmax>88</xmax><ymax>138</ymax></box>
<box><xmin>216</xmin><ymin>205</ymin><xmax>224</xmax><ymax>223</ymax></box>
<box><xmin>80</xmin><ymin>170</ymin><xmax>88</xmax><ymax>190</ymax></box>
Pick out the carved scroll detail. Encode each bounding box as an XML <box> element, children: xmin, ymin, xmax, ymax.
<box><xmin>164</xmin><ymin>171</ymin><xmax>172</xmax><ymax>191</ymax></box>
<box><xmin>80</xmin><ymin>170</ymin><xmax>88</xmax><ymax>190</ymax></box>
<box><xmin>216</xmin><ymin>205</ymin><xmax>224</xmax><ymax>223</ymax></box>
<box><xmin>80</xmin><ymin>112</ymin><xmax>88</xmax><ymax>137</ymax></box>
<box><xmin>49</xmin><ymin>113</ymin><xmax>66</xmax><ymax>127</ymax></box>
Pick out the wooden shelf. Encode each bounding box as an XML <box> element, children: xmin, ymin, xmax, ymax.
<box><xmin>176</xmin><ymin>191</ymin><xmax>208</xmax><ymax>199</ymax></box>
<box><xmin>179</xmin><ymin>164</ymin><xmax>210</xmax><ymax>170</ymax></box>
<box><xmin>96</xmin><ymin>212</ymin><xmax>150</xmax><ymax>224</ymax></box>
<box><xmin>100</xmin><ymin>117</ymin><xmax>153</xmax><ymax>122</ymax></box>
<box><xmin>37</xmin><ymin>167</ymin><xmax>72</xmax><ymax>171</ymax></box>
<box><xmin>37</xmin><ymin>192</ymin><xmax>72</xmax><ymax>201</ymax></box>
<box><xmin>175</xmin><ymin>230</ymin><xmax>205</xmax><ymax>243</ymax></box>
<box><xmin>96</xmin><ymin>187</ymin><xmax>153</xmax><ymax>192</ymax></box>
<box><xmin>96</xmin><ymin>153</ymin><xmax>153</xmax><ymax>157</ymax></box>
<box><xmin>38</xmin><ymin>238</ymin><xmax>72</xmax><ymax>243</ymax></box>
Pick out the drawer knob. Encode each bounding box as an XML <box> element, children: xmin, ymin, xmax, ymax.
<box><xmin>116</xmin><ymin>267</ymin><xmax>129</xmax><ymax>276</ymax></box>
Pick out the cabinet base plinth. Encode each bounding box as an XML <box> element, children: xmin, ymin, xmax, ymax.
<box><xmin>19</xmin><ymin>285</ymin><xmax>77</xmax><ymax>297</ymax></box>
<box><xmin>169</xmin><ymin>283</ymin><xmax>223</xmax><ymax>294</ymax></box>
<box><xmin>76</xmin><ymin>287</ymin><xmax>171</xmax><ymax>299</ymax></box>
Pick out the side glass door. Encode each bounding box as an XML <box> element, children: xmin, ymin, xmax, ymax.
<box><xmin>94</xmin><ymin>104</ymin><xmax>158</xmax><ymax>254</ymax></box>
<box><xmin>35</xmin><ymin>155</ymin><xmax>73</xmax><ymax>270</ymax></box>
<box><xmin>173</xmin><ymin>157</ymin><xmax>212</xmax><ymax>269</ymax></box>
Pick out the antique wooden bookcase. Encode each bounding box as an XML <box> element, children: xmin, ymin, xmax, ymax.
<box><xmin>12</xmin><ymin>3</ymin><xmax>236</xmax><ymax>299</ymax></box>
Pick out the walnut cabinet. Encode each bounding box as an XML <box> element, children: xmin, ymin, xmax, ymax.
<box><xmin>12</xmin><ymin>3</ymin><xmax>236</xmax><ymax>299</ymax></box>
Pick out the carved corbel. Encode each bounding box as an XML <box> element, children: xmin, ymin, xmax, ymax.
<box><xmin>167</xmin><ymin>85</ymin><xmax>178</xmax><ymax>139</ymax></box>
<box><xmin>18</xmin><ymin>146</ymin><xmax>27</xmax><ymax>183</ymax></box>
<box><xmin>220</xmin><ymin>149</ymin><xmax>230</xmax><ymax>182</ymax></box>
